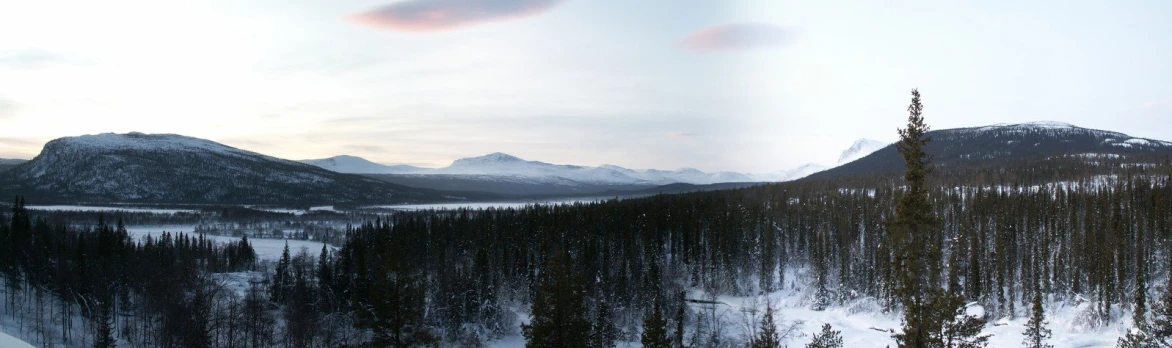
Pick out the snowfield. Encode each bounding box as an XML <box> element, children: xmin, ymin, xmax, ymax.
<box><xmin>0</xmin><ymin>330</ymin><xmax>34</xmax><ymax>348</ymax></box>
<box><xmin>125</xmin><ymin>225</ymin><xmax>332</xmax><ymax>260</ymax></box>
<box><xmin>483</xmin><ymin>277</ymin><xmax>1132</xmax><ymax>347</ymax></box>
<box><xmin>26</xmin><ymin>205</ymin><xmax>199</xmax><ymax>214</ymax></box>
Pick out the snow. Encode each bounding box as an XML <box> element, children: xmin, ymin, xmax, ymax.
<box><xmin>125</xmin><ymin>225</ymin><xmax>331</xmax><ymax>261</ymax></box>
<box><xmin>299</xmin><ymin>155</ymin><xmax>425</xmax><ymax>174</ymax></box>
<box><xmin>26</xmin><ymin>205</ymin><xmax>197</xmax><ymax>214</ymax></box>
<box><xmin>364</xmin><ymin>198</ymin><xmax>605</xmax><ymax>211</ymax></box>
<box><xmin>55</xmin><ymin>132</ymin><xmax>255</xmax><ymax>157</ymax></box>
<box><xmin>837</xmin><ymin>139</ymin><xmax>888</xmax><ymax>165</ymax></box>
<box><xmin>0</xmin><ymin>331</ymin><xmax>34</xmax><ymax>348</ymax></box>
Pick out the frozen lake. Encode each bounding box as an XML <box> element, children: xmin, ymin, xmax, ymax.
<box><xmin>365</xmin><ymin>197</ymin><xmax>611</xmax><ymax>211</ymax></box>
<box><xmin>27</xmin><ymin>205</ymin><xmax>198</xmax><ymax>214</ymax></box>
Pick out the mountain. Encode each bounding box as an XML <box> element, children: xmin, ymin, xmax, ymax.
<box><xmin>837</xmin><ymin>139</ymin><xmax>887</xmax><ymax>165</ymax></box>
<box><xmin>299</xmin><ymin>155</ymin><xmax>425</xmax><ymax>174</ymax></box>
<box><xmin>807</xmin><ymin>121</ymin><xmax>1172</xmax><ymax>181</ymax></box>
<box><xmin>766</xmin><ymin>163</ymin><xmax>830</xmax><ymax>182</ymax></box>
<box><xmin>0</xmin><ymin>132</ymin><xmax>488</xmax><ymax>204</ymax></box>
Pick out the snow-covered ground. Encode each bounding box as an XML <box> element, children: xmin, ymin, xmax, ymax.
<box><xmin>26</xmin><ymin>205</ymin><xmax>198</xmax><ymax>214</ymax></box>
<box><xmin>0</xmin><ymin>330</ymin><xmax>34</xmax><ymax>348</ymax></box>
<box><xmin>125</xmin><ymin>225</ymin><xmax>331</xmax><ymax>260</ymax></box>
<box><xmin>365</xmin><ymin>198</ymin><xmax>606</xmax><ymax>211</ymax></box>
<box><xmin>482</xmin><ymin>280</ymin><xmax>1130</xmax><ymax>347</ymax></box>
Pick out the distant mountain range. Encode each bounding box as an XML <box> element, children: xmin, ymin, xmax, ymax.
<box><xmin>299</xmin><ymin>139</ymin><xmax>889</xmax><ymax>196</ymax></box>
<box><xmin>297</xmin><ymin>141</ymin><xmax>887</xmax><ymax>196</ymax></box>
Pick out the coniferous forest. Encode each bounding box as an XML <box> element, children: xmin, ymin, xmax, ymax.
<box><xmin>4</xmin><ymin>93</ymin><xmax>1172</xmax><ymax>347</ymax></box>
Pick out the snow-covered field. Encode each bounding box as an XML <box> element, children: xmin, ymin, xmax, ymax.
<box><xmin>125</xmin><ymin>225</ymin><xmax>331</xmax><ymax>260</ymax></box>
<box><xmin>0</xmin><ymin>330</ymin><xmax>34</xmax><ymax>348</ymax></box>
<box><xmin>365</xmin><ymin>198</ymin><xmax>606</xmax><ymax>211</ymax></box>
<box><xmin>26</xmin><ymin>205</ymin><xmax>198</xmax><ymax>214</ymax></box>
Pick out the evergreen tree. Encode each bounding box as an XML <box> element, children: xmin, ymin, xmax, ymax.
<box><xmin>675</xmin><ymin>291</ymin><xmax>687</xmax><ymax>348</ymax></box>
<box><xmin>642</xmin><ymin>301</ymin><xmax>672</xmax><ymax>348</ymax></box>
<box><xmin>94</xmin><ymin>299</ymin><xmax>117</xmax><ymax>348</ymax></box>
<box><xmin>889</xmin><ymin>88</ymin><xmax>939</xmax><ymax>348</ymax></box>
<box><xmin>806</xmin><ymin>323</ymin><xmax>843</xmax><ymax>348</ymax></box>
<box><xmin>1023</xmin><ymin>281</ymin><xmax>1053</xmax><ymax>348</ymax></box>
<box><xmin>591</xmin><ymin>300</ymin><xmax>617</xmax><ymax>348</ymax></box>
<box><xmin>751</xmin><ymin>304</ymin><xmax>782</xmax><ymax>348</ymax></box>
<box><xmin>270</xmin><ymin>243</ymin><xmax>291</xmax><ymax>304</ymax></box>
<box><xmin>522</xmin><ymin>252</ymin><xmax>591</xmax><ymax>348</ymax></box>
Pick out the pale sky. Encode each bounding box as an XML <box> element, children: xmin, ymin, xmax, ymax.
<box><xmin>1</xmin><ymin>0</ymin><xmax>1170</xmax><ymax>173</ymax></box>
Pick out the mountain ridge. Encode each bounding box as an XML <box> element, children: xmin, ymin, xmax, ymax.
<box><xmin>0</xmin><ymin>132</ymin><xmax>487</xmax><ymax>204</ymax></box>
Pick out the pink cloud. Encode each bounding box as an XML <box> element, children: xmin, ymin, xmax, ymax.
<box><xmin>350</xmin><ymin>0</ymin><xmax>560</xmax><ymax>32</ymax></box>
<box><xmin>681</xmin><ymin>23</ymin><xmax>795</xmax><ymax>52</ymax></box>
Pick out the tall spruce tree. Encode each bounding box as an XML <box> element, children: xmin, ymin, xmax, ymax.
<box><xmin>889</xmin><ymin>88</ymin><xmax>937</xmax><ymax>347</ymax></box>
<box><xmin>889</xmin><ymin>89</ymin><xmax>988</xmax><ymax>348</ymax></box>
<box><xmin>642</xmin><ymin>301</ymin><xmax>672</xmax><ymax>348</ymax></box>
<box><xmin>751</xmin><ymin>304</ymin><xmax>783</xmax><ymax>348</ymax></box>
<box><xmin>522</xmin><ymin>252</ymin><xmax>591</xmax><ymax>348</ymax></box>
<box><xmin>1023</xmin><ymin>280</ymin><xmax>1052</xmax><ymax>348</ymax></box>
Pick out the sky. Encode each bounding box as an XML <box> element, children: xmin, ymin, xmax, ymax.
<box><xmin>1</xmin><ymin>0</ymin><xmax>1170</xmax><ymax>173</ymax></box>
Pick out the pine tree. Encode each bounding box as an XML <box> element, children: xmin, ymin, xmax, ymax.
<box><xmin>642</xmin><ymin>301</ymin><xmax>672</xmax><ymax>348</ymax></box>
<box><xmin>806</xmin><ymin>323</ymin><xmax>843</xmax><ymax>348</ymax></box>
<box><xmin>94</xmin><ymin>299</ymin><xmax>117</xmax><ymax>348</ymax></box>
<box><xmin>1023</xmin><ymin>280</ymin><xmax>1053</xmax><ymax>348</ymax></box>
<box><xmin>889</xmin><ymin>88</ymin><xmax>938</xmax><ymax>347</ymax></box>
<box><xmin>522</xmin><ymin>252</ymin><xmax>591</xmax><ymax>348</ymax></box>
<box><xmin>591</xmin><ymin>300</ymin><xmax>617</xmax><ymax>348</ymax></box>
<box><xmin>751</xmin><ymin>304</ymin><xmax>782</xmax><ymax>348</ymax></box>
<box><xmin>270</xmin><ymin>243</ymin><xmax>291</xmax><ymax>304</ymax></box>
<box><xmin>674</xmin><ymin>291</ymin><xmax>687</xmax><ymax>348</ymax></box>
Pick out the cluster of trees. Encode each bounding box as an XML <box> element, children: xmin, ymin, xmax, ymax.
<box><xmin>0</xmin><ymin>198</ymin><xmax>258</xmax><ymax>347</ymax></box>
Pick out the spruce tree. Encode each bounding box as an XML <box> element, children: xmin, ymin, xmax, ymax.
<box><xmin>806</xmin><ymin>323</ymin><xmax>843</xmax><ymax>348</ymax></box>
<box><xmin>1023</xmin><ymin>280</ymin><xmax>1052</xmax><ymax>348</ymax></box>
<box><xmin>889</xmin><ymin>88</ymin><xmax>937</xmax><ymax>347</ymax></box>
<box><xmin>751</xmin><ymin>304</ymin><xmax>782</xmax><ymax>348</ymax></box>
<box><xmin>522</xmin><ymin>252</ymin><xmax>591</xmax><ymax>348</ymax></box>
<box><xmin>642</xmin><ymin>301</ymin><xmax>672</xmax><ymax>348</ymax></box>
<box><xmin>591</xmin><ymin>300</ymin><xmax>617</xmax><ymax>348</ymax></box>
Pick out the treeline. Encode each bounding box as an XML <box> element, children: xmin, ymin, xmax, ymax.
<box><xmin>0</xmin><ymin>198</ymin><xmax>258</xmax><ymax>347</ymax></box>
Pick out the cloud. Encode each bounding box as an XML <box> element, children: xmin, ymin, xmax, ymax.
<box><xmin>350</xmin><ymin>0</ymin><xmax>560</xmax><ymax>32</ymax></box>
<box><xmin>0</xmin><ymin>98</ymin><xmax>17</xmax><ymax>119</ymax></box>
<box><xmin>1144</xmin><ymin>99</ymin><xmax>1172</xmax><ymax>109</ymax></box>
<box><xmin>0</xmin><ymin>50</ymin><xmax>75</xmax><ymax>69</ymax></box>
<box><xmin>667</xmin><ymin>132</ymin><xmax>699</xmax><ymax>138</ymax></box>
<box><xmin>680</xmin><ymin>23</ymin><xmax>795</xmax><ymax>52</ymax></box>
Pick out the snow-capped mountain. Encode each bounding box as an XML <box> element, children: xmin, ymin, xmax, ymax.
<box><xmin>299</xmin><ymin>155</ymin><xmax>425</xmax><ymax>174</ymax></box>
<box><xmin>809</xmin><ymin>121</ymin><xmax>1172</xmax><ymax>180</ymax></box>
<box><xmin>837</xmin><ymin>139</ymin><xmax>887</xmax><ymax>165</ymax></box>
<box><xmin>761</xmin><ymin>163</ymin><xmax>831</xmax><ymax>182</ymax></box>
<box><xmin>314</xmin><ymin>152</ymin><xmax>763</xmax><ymax>187</ymax></box>
<box><xmin>0</xmin><ymin>132</ymin><xmax>476</xmax><ymax>204</ymax></box>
